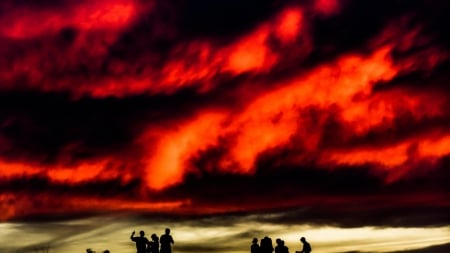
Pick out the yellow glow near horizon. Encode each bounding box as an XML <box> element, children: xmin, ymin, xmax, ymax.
<box><xmin>0</xmin><ymin>217</ymin><xmax>449</xmax><ymax>253</ymax></box>
<box><xmin>275</xmin><ymin>225</ymin><xmax>450</xmax><ymax>252</ymax></box>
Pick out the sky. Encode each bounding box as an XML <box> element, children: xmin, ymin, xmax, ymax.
<box><xmin>0</xmin><ymin>0</ymin><xmax>449</xmax><ymax>252</ymax></box>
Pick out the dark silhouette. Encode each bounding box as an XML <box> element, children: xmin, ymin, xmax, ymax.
<box><xmin>103</xmin><ymin>250</ymin><xmax>110</xmax><ymax>253</ymax></box>
<box><xmin>148</xmin><ymin>234</ymin><xmax>160</xmax><ymax>253</ymax></box>
<box><xmin>130</xmin><ymin>230</ymin><xmax>150</xmax><ymax>253</ymax></box>
<box><xmin>282</xmin><ymin>240</ymin><xmax>289</xmax><ymax>253</ymax></box>
<box><xmin>160</xmin><ymin>228</ymin><xmax>174</xmax><ymax>253</ymax></box>
<box><xmin>295</xmin><ymin>237</ymin><xmax>311</xmax><ymax>253</ymax></box>
<box><xmin>275</xmin><ymin>239</ymin><xmax>289</xmax><ymax>253</ymax></box>
<box><xmin>251</xmin><ymin>238</ymin><xmax>260</xmax><ymax>253</ymax></box>
<box><xmin>260</xmin><ymin>236</ymin><xmax>274</xmax><ymax>253</ymax></box>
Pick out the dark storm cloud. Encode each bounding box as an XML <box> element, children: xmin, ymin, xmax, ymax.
<box><xmin>301</xmin><ymin>0</ymin><xmax>450</xmax><ymax>78</ymax></box>
<box><xmin>151</xmin><ymin>156</ymin><xmax>450</xmax><ymax>227</ymax></box>
<box><xmin>256</xmin><ymin>203</ymin><xmax>450</xmax><ymax>228</ymax></box>
<box><xmin>0</xmin><ymin>175</ymin><xmax>141</xmax><ymax>198</ymax></box>
<box><xmin>174</xmin><ymin>0</ymin><xmax>283</xmax><ymax>38</ymax></box>
<box><xmin>0</xmin><ymin>90</ymin><xmax>221</xmax><ymax>164</ymax></box>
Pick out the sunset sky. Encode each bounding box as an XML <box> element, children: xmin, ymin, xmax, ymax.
<box><xmin>0</xmin><ymin>0</ymin><xmax>449</xmax><ymax>252</ymax></box>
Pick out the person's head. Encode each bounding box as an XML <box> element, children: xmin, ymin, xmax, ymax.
<box><xmin>165</xmin><ymin>228</ymin><xmax>171</xmax><ymax>234</ymax></box>
<box><xmin>276</xmin><ymin>238</ymin><xmax>282</xmax><ymax>245</ymax></box>
<box><xmin>140</xmin><ymin>230</ymin><xmax>145</xmax><ymax>236</ymax></box>
<box><xmin>252</xmin><ymin>238</ymin><xmax>258</xmax><ymax>244</ymax></box>
<box><xmin>152</xmin><ymin>234</ymin><xmax>158</xmax><ymax>241</ymax></box>
<box><xmin>300</xmin><ymin>237</ymin><xmax>306</xmax><ymax>243</ymax></box>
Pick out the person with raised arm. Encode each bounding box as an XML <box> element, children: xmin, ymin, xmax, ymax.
<box><xmin>130</xmin><ymin>230</ymin><xmax>150</xmax><ymax>253</ymax></box>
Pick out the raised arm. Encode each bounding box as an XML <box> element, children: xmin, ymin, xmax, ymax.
<box><xmin>130</xmin><ymin>230</ymin><xmax>136</xmax><ymax>240</ymax></box>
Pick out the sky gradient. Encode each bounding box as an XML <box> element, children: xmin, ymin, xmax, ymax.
<box><xmin>0</xmin><ymin>0</ymin><xmax>449</xmax><ymax>252</ymax></box>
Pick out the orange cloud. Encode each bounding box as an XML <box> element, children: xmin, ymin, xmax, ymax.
<box><xmin>224</xmin><ymin>46</ymin><xmax>397</xmax><ymax>171</ymax></box>
<box><xmin>275</xmin><ymin>8</ymin><xmax>304</xmax><ymax>43</ymax></box>
<box><xmin>139</xmin><ymin>112</ymin><xmax>226</xmax><ymax>190</ymax></box>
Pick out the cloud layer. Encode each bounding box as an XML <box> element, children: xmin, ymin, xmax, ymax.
<box><xmin>0</xmin><ymin>0</ymin><xmax>449</xmax><ymax>225</ymax></box>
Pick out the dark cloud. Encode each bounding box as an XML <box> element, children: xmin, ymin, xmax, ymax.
<box><xmin>146</xmin><ymin>157</ymin><xmax>450</xmax><ymax>227</ymax></box>
<box><xmin>174</xmin><ymin>0</ymin><xmax>284</xmax><ymax>38</ymax></box>
<box><xmin>0</xmin><ymin>90</ymin><xmax>219</xmax><ymax>164</ymax></box>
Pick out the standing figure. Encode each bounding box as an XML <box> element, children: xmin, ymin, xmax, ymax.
<box><xmin>281</xmin><ymin>240</ymin><xmax>289</xmax><ymax>253</ymax></box>
<box><xmin>260</xmin><ymin>236</ymin><xmax>274</xmax><ymax>253</ymax></box>
<box><xmin>275</xmin><ymin>239</ymin><xmax>289</xmax><ymax>253</ymax></box>
<box><xmin>149</xmin><ymin>234</ymin><xmax>160</xmax><ymax>253</ymax></box>
<box><xmin>295</xmin><ymin>237</ymin><xmax>311</xmax><ymax>253</ymax></box>
<box><xmin>160</xmin><ymin>228</ymin><xmax>174</xmax><ymax>253</ymax></box>
<box><xmin>251</xmin><ymin>238</ymin><xmax>260</xmax><ymax>253</ymax></box>
<box><xmin>130</xmin><ymin>230</ymin><xmax>150</xmax><ymax>253</ymax></box>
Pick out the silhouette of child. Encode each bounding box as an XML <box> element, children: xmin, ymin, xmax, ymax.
<box><xmin>149</xmin><ymin>234</ymin><xmax>160</xmax><ymax>253</ymax></box>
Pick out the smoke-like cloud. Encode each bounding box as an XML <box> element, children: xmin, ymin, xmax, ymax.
<box><xmin>0</xmin><ymin>0</ymin><xmax>449</xmax><ymax>226</ymax></box>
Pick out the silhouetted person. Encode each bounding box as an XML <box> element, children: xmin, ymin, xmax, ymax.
<box><xmin>282</xmin><ymin>240</ymin><xmax>289</xmax><ymax>253</ymax></box>
<box><xmin>275</xmin><ymin>239</ymin><xmax>282</xmax><ymax>253</ymax></box>
<box><xmin>149</xmin><ymin>233</ymin><xmax>160</xmax><ymax>253</ymax></box>
<box><xmin>103</xmin><ymin>250</ymin><xmax>110</xmax><ymax>253</ymax></box>
<box><xmin>160</xmin><ymin>228</ymin><xmax>174</xmax><ymax>253</ymax></box>
<box><xmin>295</xmin><ymin>237</ymin><xmax>311</xmax><ymax>253</ymax></box>
<box><xmin>251</xmin><ymin>238</ymin><xmax>260</xmax><ymax>253</ymax></box>
<box><xmin>260</xmin><ymin>236</ymin><xmax>274</xmax><ymax>253</ymax></box>
<box><xmin>130</xmin><ymin>230</ymin><xmax>150</xmax><ymax>253</ymax></box>
<box><xmin>275</xmin><ymin>239</ymin><xmax>289</xmax><ymax>253</ymax></box>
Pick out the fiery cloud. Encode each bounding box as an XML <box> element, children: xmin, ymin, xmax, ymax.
<box><xmin>0</xmin><ymin>0</ymin><xmax>449</xmax><ymax>226</ymax></box>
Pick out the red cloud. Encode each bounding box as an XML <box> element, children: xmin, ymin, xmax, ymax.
<box><xmin>0</xmin><ymin>0</ymin><xmax>448</xmax><ymax>221</ymax></box>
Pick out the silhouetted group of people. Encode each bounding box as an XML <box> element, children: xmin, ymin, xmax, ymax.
<box><xmin>130</xmin><ymin>228</ymin><xmax>174</xmax><ymax>253</ymax></box>
<box><xmin>251</xmin><ymin>236</ymin><xmax>311</xmax><ymax>253</ymax></box>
